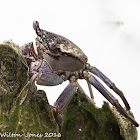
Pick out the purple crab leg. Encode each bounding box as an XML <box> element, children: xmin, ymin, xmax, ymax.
<box><xmin>87</xmin><ymin>81</ymin><xmax>94</xmax><ymax>99</ymax></box>
<box><xmin>89</xmin><ymin>66</ymin><xmax>130</xmax><ymax>110</ymax></box>
<box><xmin>53</xmin><ymin>82</ymin><xmax>77</xmax><ymax>130</ymax></box>
<box><xmin>85</xmin><ymin>74</ymin><xmax>139</xmax><ymax>127</ymax></box>
<box><xmin>54</xmin><ymin>82</ymin><xmax>77</xmax><ymax>112</ymax></box>
<box><xmin>20</xmin><ymin>73</ymin><xmax>39</xmax><ymax>105</ymax></box>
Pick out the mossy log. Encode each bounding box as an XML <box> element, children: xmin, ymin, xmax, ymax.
<box><xmin>0</xmin><ymin>40</ymin><xmax>138</xmax><ymax>140</ymax></box>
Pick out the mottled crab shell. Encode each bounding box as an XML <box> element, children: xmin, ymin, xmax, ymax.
<box><xmin>58</xmin><ymin>35</ymin><xmax>87</xmax><ymax>64</ymax></box>
<box><xmin>36</xmin><ymin>31</ymin><xmax>88</xmax><ymax>72</ymax></box>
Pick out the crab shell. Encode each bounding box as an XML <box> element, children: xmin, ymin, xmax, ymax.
<box><xmin>35</xmin><ymin>30</ymin><xmax>88</xmax><ymax>72</ymax></box>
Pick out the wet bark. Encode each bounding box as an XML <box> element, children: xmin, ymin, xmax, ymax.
<box><xmin>0</xmin><ymin>40</ymin><xmax>138</xmax><ymax>140</ymax></box>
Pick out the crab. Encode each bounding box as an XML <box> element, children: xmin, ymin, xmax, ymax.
<box><xmin>20</xmin><ymin>21</ymin><xmax>139</xmax><ymax>130</ymax></box>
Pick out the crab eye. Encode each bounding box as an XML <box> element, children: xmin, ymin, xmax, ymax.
<box><xmin>33</xmin><ymin>21</ymin><xmax>40</xmax><ymax>33</ymax></box>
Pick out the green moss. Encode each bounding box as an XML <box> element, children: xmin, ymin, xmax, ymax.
<box><xmin>0</xmin><ymin>40</ymin><xmax>138</xmax><ymax>140</ymax></box>
<box><xmin>0</xmin><ymin>41</ymin><xmax>58</xmax><ymax>140</ymax></box>
<box><xmin>61</xmin><ymin>84</ymin><xmax>137</xmax><ymax>140</ymax></box>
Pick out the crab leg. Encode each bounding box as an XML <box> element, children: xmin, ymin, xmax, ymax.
<box><xmin>89</xmin><ymin>66</ymin><xmax>130</xmax><ymax>110</ymax></box>
<box><xmin>53</xmin><ymin>82</ymin><xmax>77</xmax><ymax>130</ymax></box>
<box><xmin>54</xmin><ymin>82</ymin><xmax>77</xmax><ymax>113</ymax></box>
<box><xmin>20</xmin><ymin>73</ymin><xmax>39</xmax><ymax>105</ymax></box>
<box><xmin>87</xmin><ymin>81</ymin><xmax>94</xmax><ymax>99</ymax></box>
<box><xmin>85</xmin><ymin>74</ymin><xmax>139</xmax><ymax>127</ymax></box>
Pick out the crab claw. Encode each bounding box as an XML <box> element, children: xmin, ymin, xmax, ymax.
<box><xmin>37</xmin><ymin>73</ymin><xmax>63</xmax><ymax>86</ymax></box>
<box><xmin>86</xmin><ymin>73</ymin><xmax>139</xmax><ymax>127</ymax></box>
<box><xmin>20</xmin><ymin>42</ymin><xmax>37</xmax><ymax>66</ymax></box>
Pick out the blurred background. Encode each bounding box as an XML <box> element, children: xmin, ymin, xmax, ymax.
<box><xmin>0</xmin><ymin>0</ymin><xmax>140</xmax><ymax>138</ymax></box>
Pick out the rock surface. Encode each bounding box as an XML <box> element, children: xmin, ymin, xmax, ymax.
<box><xmin>0</xmin><ymin>40</ymin><xmax>138</xmax><ymax>140</ymax></box>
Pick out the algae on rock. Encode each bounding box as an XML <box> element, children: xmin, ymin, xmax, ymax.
<box><xmin>61</xmin><ymin>84</ymin><xmax>137</xmax><ymax>140</ymax></box>
<box><xmin>0</xmin><ymin>41</ymin><xmax>59</xmax><ymax>140</ymax></box>
<box><xmin>0</xmin><ymin>40</ymin><xmax>138</xmax><ymax>140</ymax></box>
